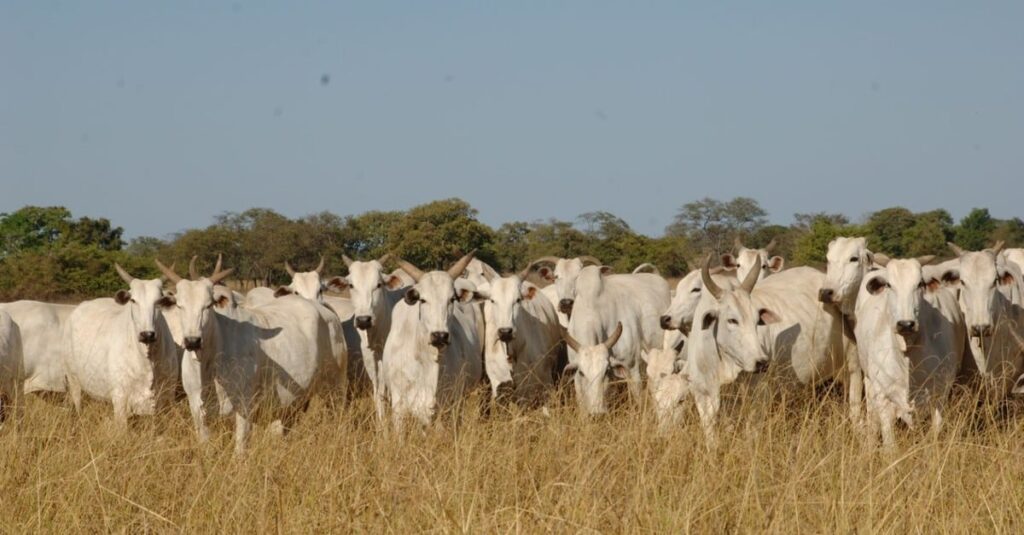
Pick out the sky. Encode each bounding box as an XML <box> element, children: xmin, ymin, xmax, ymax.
<box><xmin>2</xmin><ymin>1</ymin><xmax>1022</xmax><ymax>239</ymax></box>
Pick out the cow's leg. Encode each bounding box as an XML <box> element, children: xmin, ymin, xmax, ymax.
<box><xmin>847</xmin><ymin>346</ymin><xmax>864</xmax><ymax>426</ymax></box>
<box><xmin>110</xmin><ymin>391</ymin><xmax>129</xmax><ymax>432</ymax></box>
<box><xmin>930</xmin><ymin>407</ymin><xmax>944</xmax><ymax>437</ymax></box>
<box><xmin>181</xmin><ymin>353</ymin><xmax>209</xmax><ymax>443</ymax></box>
<box><xmin>234</xmin><ymin>410</ymin><xmax>251</xmax><ymax>454</ymax></box>
<box><xmin>694</xmin><ymin>393</ymin><xmax>720</xmax><ymax>450</ymax></box>
<box><xmin>66</xmin><ymin>374</ymin><xmax>83</xmax><ymax>414</ymax></box>
<box><xmin>879</xmin><ymin>402</ymin><xmax>896</xmax><ymax>450</ymax></box>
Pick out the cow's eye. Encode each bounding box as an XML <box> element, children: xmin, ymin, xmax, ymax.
<box><xmin>727</xmin><ymin>318</ymin><xmax>739</xmax><ymax>325</ymax></box>
<box><xmin>849</xmin><ymin>256</ymin><xmax>859</xmax><ymax>263</ymax></box>
<box><xmin>690</xmin><ymin>287</ymin><xmax>701</xmax><ymax>293</ymax></box>
<box><xmin>516</xmin><ymin>298</ymin><xmax>523</xmax><ymax>304</ymax></box>
<box><xmin>917</xmin><ymin>281</ymin><xmax>926</xmax><ymax>289</ymax></box>
<box><xmin>377</xmin><ymin>282</ymin><xmax>383</xmax><ymax>289</ymax></box>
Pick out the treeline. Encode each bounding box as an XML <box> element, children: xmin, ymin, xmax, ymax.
<box><xmin>1</xmin><ymin>198</ymin><xmax>1021</xmax><ymax>301</ymax></box>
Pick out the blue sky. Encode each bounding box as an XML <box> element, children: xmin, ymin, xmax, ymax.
<box><xmin>2</xmin><ymin>1</ymin><xmax>1022</xmax><ymax>238</ymax></box>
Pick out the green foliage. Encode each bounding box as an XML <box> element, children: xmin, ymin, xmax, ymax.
<box><xmin>666</xmin><ymin>197</ymin><xmax>768</xmax><ymax>254</ymax></box>
<box><xmin>792</xmin><ymin>217</ymin><xmax>853</xmax><ymax>265</ymax></box>
<box><xmin>954</xmin><ymin>208</ymin><xmax>997</xmax><ymax>251</ymax></box>
<box><xmin>387</xmin><ymin>199</ymin><xmax>497</xmax><ymax>270</ymax></box>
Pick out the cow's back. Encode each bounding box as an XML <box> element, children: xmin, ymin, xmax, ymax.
<box><xmin>0</xmin><ymin>300</ymin><xmax>75</xmax><ymax>393</ymax></box>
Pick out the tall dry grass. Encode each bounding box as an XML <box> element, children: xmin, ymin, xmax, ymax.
<box><xmin>2</xmin><ymin>380</ymin><xmax>1023</xmax><ymax>533</ymax></box>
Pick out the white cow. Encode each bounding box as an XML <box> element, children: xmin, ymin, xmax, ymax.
<box><xmin>0</xmin><ymin>311</ymin><xmax>24</xmax><ymax>422</ymax></box>
<box><xmin>529</xmin><ymin>256</ymin><xmax>603</xmax><ymax>317</ymax></box>
<box><xmin>382</xmin><ymin>252</ymin><xmax>485</xmax><ymax>429</ymax></box>
<box><xmin>540</xmin><ymin>285</ymin><xmax>569</xmax><ymax>328</ymax></box>
<box><xmin>63</xmin><ymin>265</ymin><xmax>180</xmax><ymax>427</ymax></box>
<box><xmin>155</xmin><ymin>259</ymin><xmax>331</xmax><ymax>452</ymax></box>
<box><xmin>0</xmin><ymin>300</ymin><xmax>75</xmax><ymax>396</ymax></box>
<box><xmin>680</xmin><ymin>258</ymin><xmax>774</xmax><ymax>445</ymax></box>
<box><xmin>721</xmin><ymin>238</ymin><xmax>784</xmax><ymax>283</ymax></box>
<box><xmin>562</xmin><ymin>265</ymin><xmax>670</xmax><ymax>414</ymax></box>
<box><xmin>328</xmin><ymin>254</ymin><xmax>408</xmax><ymax>420</ymax></box>
<box><xmin>1004</xmin><ymin>248</ymin><xmax>1024</xmax><ymax>277</ymax></box>
<box><xmin>942</xmin><ymin>242</ymin><xmax>1024</xmax><ymax>397</ymax></box>
<box><xmin>477</xmin><ymin>272</ymin><xmax>562</xmax><ymax>406</ymax></box>
<box><xmin>274</xmin><ymin>257</ymin><xmax>350</xmax><ymax>400</ymax></box>
<box><xmin>643</xmin><ymin>326</ymin><xmax>690</xmax><ymax>429</ymax></box>
<box><xmin>818</xmin><ymin>236</ymin><xmax>882</xmax><ymax>421</ymax></box>
<box><xmin>855</xmin><ymin>257</ymin><xmax>965</xmax><ymax>448</ymax></box>
<box><xmin>659</xmin><ymin>267</ymin><xmax>736</xmax><ymax>335</ymax></box>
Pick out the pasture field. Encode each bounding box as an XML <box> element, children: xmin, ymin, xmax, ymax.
<box><xmin>2</xmin><ymin>382</ymin><xmax>1023</xmax><ymax>533</ymax></box>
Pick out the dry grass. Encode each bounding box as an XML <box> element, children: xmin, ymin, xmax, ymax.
<box><xmin>2</xmin><ymin>382</ymin><xmax>1023</xmax><ymax>533</ymax></box>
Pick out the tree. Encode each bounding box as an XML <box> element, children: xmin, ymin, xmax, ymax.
<box><xmin>864</xmin><ymin>207</ymin><xmax>916</xmax><ymax>256</ymax></box>
<box><xmin>387</xmin><ymin>198</ymin><xmax>496</xmax><ymax>269</ymax></box>
<box><xmin>903</xmin><ymin>210</ymin><xmax>954</xmax><ymax>256</ymax></box>
<box><xmin>0</xmin><ymin>206</ymin><xmax>73</xmax><ymax>256</ymax></box>
<box><xmin>954</xmin><ymin>208</ymin><xmax>997</xmax><ymax>251</ymax></box>
<box><xmin>666</xmin><ymin>197</ymin><xmax>767</xmax><ymax>254</ymax></box>
<box><xmin>792</xmin><ymin>218</ymin><xmax>849</xmax><ymax>265</ymax></box>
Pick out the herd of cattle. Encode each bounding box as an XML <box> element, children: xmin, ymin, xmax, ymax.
<box><xmin>1</xmin><ymin>238</ymin><xmax>1024</xmax><ymax>452</ymax></box>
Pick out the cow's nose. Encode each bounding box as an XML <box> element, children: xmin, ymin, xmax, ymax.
<box><xmin>495</xmin><ymin>381</ymin><xmax>515</xmax><ymax>402</ymax></box>
<box><xmin>429</xmin><ymin>331</ymin><xmax>450</xmax><ymax>347</ymax></box>
<box><xmin>896</xmin><ymin>320</ymin><xmax>918</xmax><ymax>335</ymax></box>
<box><xmin>497</xmin><ymin>327</ymin><xmax>514</xmax><ymax>342</ymax></box>
<box><xmin>355</xmin><ymin>315</ymin><xmax>373</xmax><ymax>330</ymax></box>
<box><xmin>138</xmin><ymin>331</ymin><xmax>157</xmax><ymax>345</ymax></box>
<box><xmin>184</xmin><ymin>337</ymin><xmax>202</xmax><ymax>351</ymax></box>
<box><xmin>660</xmin><ymin>315</ymin><xmax>672</xmax><ymax>329</ymax></box>
<box><xmin>754</xmin><ymin>360</ymin><xmax>770</xmax><ymax>374</ymax></box>
<box><xmin>818</xmin><ymin>288</ymin><xmax>835</xmax><ymax>304</ymax></box>
<box><xmin>558</xmin><ymin>299</ymin><xmax>574</xmax><ymax>314</ymax></box>
<box><xmin>970</xmin><ymin>324</ymin><xmax>992</xmax><ymax>337</ymax></box>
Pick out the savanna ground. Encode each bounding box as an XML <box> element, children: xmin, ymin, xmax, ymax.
<box><xmin>2</xmin><ymin>379</ymin><xmax>1023</xmax><ymax>534</ymax></box>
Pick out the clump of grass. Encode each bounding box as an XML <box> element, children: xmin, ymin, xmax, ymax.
<box><xmin>2</xmin><ymin>381</ymin><xmax>1022</xmax><ymax>532</ymax></box>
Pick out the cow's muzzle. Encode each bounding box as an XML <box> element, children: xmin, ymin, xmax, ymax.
<box><xmin>970</xmin><ymin>324</ymin><xmax>993</xmax><ymax>338</ymax></box>
<box><xmin>429</xmin><ymin>331</ymin><xmax>450</xmax><ymax>348</ymax></box>
<box><xmin>558</xmin><ymin>299</ymin><xmax>574</xmax><ymax>315</ymax></box>
<box><xmin>184</xmin><ymin>337</ymin><xmax>202</xmax><ymax>351</ymax></box>
<box><xmin>754</xmin><ymin>360</ymin><xmax>770</xmax><ymax>374</ymax></box>
<box><xmin>497</xmin><ymin>327</ymin><xmax>514</xmax><ymax>342</ymax></box>
<box><xmin>355</xmin><ymin>315</ymin><xmax>373</xmax><ymax>330</ymax></box>
<box><xmin>818</xmin><ymin>288</ymin><xmax>835</xmax><ymax>304</ymax></box>
<box><xmin>139</xmin><ymin>331</ymin><xmax>157</xmax><ymax>345</ymax></box>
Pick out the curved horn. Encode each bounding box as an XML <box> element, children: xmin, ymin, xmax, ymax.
<box><xmin>153</xmin><ymin>259</ymin><xmax>181</xmax><ymax>284</ymax></box>
<box><xmin>874</xmin><ymin>253</ymin><xmax>891</xmax><ymax>267</ymax></box>
<box><xmin>701</xmin><ymin>255</ymin><xmax>723</xmax><ymax>300</ymax></box>
<box><xmin>947</xmin><ymin>242</ymin><xmax>966</xmax><ymax>257</ymax></box>
<box><xmin>604</xmin><ymin>322</ymin><xmax>623</xmax><ymax>349</ymax></box>
<box><xmin>578</xmin><ymin>256</ymin><xmax>601</xmax><ymax>267</ymax></box>
<box><xmin>213</xmin><ymin>254</ymin><xmax>223</xmax><ymax>275</ymax></box>
<box><xmin>377</xmin><ymin>253</ymin><xmax>391</xmax><ymax>265</ymax></box>
<box><xmin>527</xmin><ymin>256</ymin><xmax>562</xmax><ymax>268</ymax></box>
<box><xmin>115</xmin><ymin>263</ymin><xmax>135</xmax><ymax>284</ymax></box>
<box><xmin>764</xmin><ymin>238</ymin><xmax>778</xmax><ymax>254</ymax></box>
<box><xmin>314</xmin><ymin>255</ymin><xmax>325</xmax><ymax>274</ymax></box>
<box><xmin>447</xmin><ymin>250</ymin><xmax>477</xmax><ymax>279</ymax></box>
<box><xmin>561</xmin><ymin>327</ymin><xmax>581</xmax><ymax>353</ymax></box>
<box><xmin>209</xmin><ymin>266</ymin><xmax>235</xmax><ymax>285</ymax></box>
<box><xmin>734</xmin><ymin>236</ymin><xmax>743</xmax><ymax>251</ymax></box>
<box><xmin>991</xmin><ymin>240</ymin><xmax>1006</xmax><ymax>255</ymax></box>
<box><xmin>285</xmin><ymin>261</ymin><xmax>296</xmax><ymax>277</ymax></box>
<box><xmin>740</xmin><ymin>254</ymin><xmax>761</xmax><ymax>293</ymax></box>
<box><xmin>395</xmin><ymin>259</ymin><xmax>425</xmax><ymax>283</ymax></box>
<box><xmin>188</xmin><ymin>255</ymin><xmax>200</xmax><ymax>280</ymax></box>
<box><xmin>342</xmin><ymin>255</ymin><xmax>354</xmax><ymax>267</ymax></box>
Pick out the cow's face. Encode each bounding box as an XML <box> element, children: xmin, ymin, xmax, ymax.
<box><xmin>949</xmin><ymin>251</ymin><xmax>1011</xmax><ymax>338</ymax></box>
<box><xmin>1004</xmin><ymin>249</ymin><xmax>1024</xmax><ymax>274</ymax></box>
<box><xmin>722</xmin><ymin>247</ymin><xmax>783</xmax><ymax>284</ymax></box>
<box><xmin>563</xmin><ymin>323</ymin><xmax>625</xmax><ymax>415</ymax></box>
<box><xmin>705</xmin><ymin>290</ymin><xmax>776</xmax><ymax>373</ymax></box>
<box><xmin>333</xmin><ymin>260</ymin><xmax>403</xmax><ymax>330</ymax></box>
<box><xmin>285</xmin><ymin>271</ymin><xmax>324</xmax><ymax>303</ymax></box>
<box><xmin>172</xmin><ymin>278</ymin><xmax>218</xmax><ymax>350</ymax></box>
<box><xmin>481</xmin><ymin>276</ymin><xmax>538</xmax><ymax>342</ymax></box>
<box><xmin>539</xmin><ymin>258</ymin><xmax>585</xmax><ymax>316</ymax></box>
<box><xmin>865</xmin><ymin>259</ymin><xmax>929</xmax><ymax>339</ymax></box>
<box><xmin>115</xmin><ymin>278</ymin><xmax>174</xmax><ymax>346</ymax></box>
<box><xmin>661</xmin><ymin>269</ymin><xmax>704</xmax><ymax>333</ymax></box>
<box><xmin>405</xmin><ymin>273</ymin><xmax>479</xmax><ymax>348</ymax></box>
<box><xmin>821</xmin><ymin>237</ymin><xmax>872</xmax><ymax>311</ymax></box>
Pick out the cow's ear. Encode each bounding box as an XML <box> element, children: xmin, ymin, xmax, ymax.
<box><xmin>866</xmin><ymin>276</ymin><xmax>888</xmax><ymax>296</ymax></box>
<box><xmin>538</xmin><ymin>266</ymin><xmax>555</xmax><ymax>282</ymax></box>
<box><xmin>701</xmin><ymin>311</ymin><xmax>718</xmax><ymax>330</ymax></box>
<box><xmin>274</xmin><ymin>286</ymin><xmax>293</xmax><ymax>298</ymax></box>
<box><xmin>520</xmin><ymin>282</ymin><xmax>538</xmax><ymax>301</ymax></box>
<box><xmin>768</xmin><ymin>256</ymin><xmax>784</xmax><ymax>273</ymax></box>
<box><xmin>610</xmin><ymin>364</ymin><xmax>629</xmax><ymax>380</ymax></box>
<box><xmin>758</xmin><ymin>308</ymin><xmax>780</xmax><ymax>325</ymax></box>
<box><xmin>214</xmin><ymin>294</ymin><xmax>231</xmax><ymax>309</ymax></box>
<box><xmin>999</xmin><ymin>270</ymin><xmax>1016</xmax><ymax>287</ymax></box>
<box><xmin>599</xmin><ymin>266</ymin><xmax>614</xmax><ymax>275</ymax></box>
<box><xmin>385</xmin><ymin>274</ymin><xmax>404</xmax><ymax>290</ymax></box>
<box><xmin>720</xmin><ymin>254</ymin><xmax>737</xmax><ymax>269</ymax></box>
<box><xmin>114</xmin><ymin>290</ymin><xmax>131</xmax><ymax>305</ymax></box>
<box><xmin>404</xmin><ymin>288</ymin><xmax>420</xmax><ymax>305</ymax></box>
<box><xmin>926</xmin><ymin>277</ymin><xmax>943</xmax><ymax>293</ymax></box>
<box><xmin>941</xmin><ymin>270</ymin><xmax>960</xmax><ymax>285</ymax></box>
<box><xmin>157</xmin><ymin>295</ymin><xmax>177</xmax><ymax>309</ymax></box>
<box><xmin>325</xmin><ymin>276</ymin><xmax>349</xmax><ymax>291</ymax></box>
